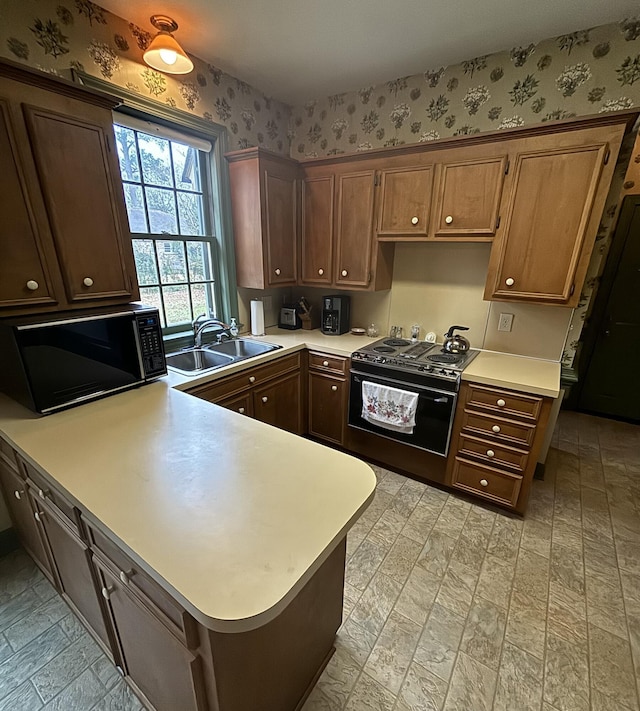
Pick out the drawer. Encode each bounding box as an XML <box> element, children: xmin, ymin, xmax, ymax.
<box><xmin>85</xmin><ymin>519</ymin><xmax>198</xmax><ymax>649</ymax></box>
<box><xmin>308</xmin><ymin>351</ymin><xmax>348</xmax><ymax>376</ymax></box>
<box><xmin>451</xmin><ymin>457</ymin><xmax>522</xmax><ymax>508</ymax></box>
<box><xmin>465</xmin><ymin>383</ymin><xmax>543</xmax><ymax>422</ymax></box>
<box><xmin>22</xmin><ymin>460</ymin><xmax>81</xmax><ymax>535</ymax></box>
<box><xmin>456</xmin><ymin>433</ymin><xmax>529</xmax><ymax>473</ymax></box>
<box><xmin>461</xmin><ymin>410</ymin><xmax>536</xmax><ymax>449</ymax></box>
<box><xmin>217</xmin><ymin>392</ymin><xmax>253</xmax><ymax>417</ymax></box>
<box><xmin>188</xmin><ymin>352</ymin><xmax>301</xmax><ymax>403</ymax></box>
<box><xmin>0</xmin><ymin>438</ymin><xmax>19</xmax><ymax>474</ymax></box>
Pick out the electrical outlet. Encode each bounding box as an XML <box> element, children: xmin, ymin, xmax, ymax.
<box><xmin>262</xmin><ymin>296</ymin><xmax>273</xmax><ymax>314</ymax></box>
<box><xmin>498</xmin><ymin>313</ymin><xmax>514</xmax><ymax>332</ymax></box>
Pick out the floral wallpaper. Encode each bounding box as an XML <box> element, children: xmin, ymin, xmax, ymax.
<box><xmin>0</xmin><ymin>0</ymin><xmax>291</xmax><ymax>154</ymax></box>
<box><xmin>288</xmin><ymin>18</ymin><xmax>640</xmax><ymax>369</ymax></box>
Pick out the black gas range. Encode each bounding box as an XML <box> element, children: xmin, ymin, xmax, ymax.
<box><xmin>351</xmin><ymin>337</ymin><xmax>479</xmax><ymax>391</ymax></box>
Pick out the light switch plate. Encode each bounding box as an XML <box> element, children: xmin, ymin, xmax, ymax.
<box><xmin>498</xmin><ymin>313</ymin><xmax>514</xmax><ymax>332</ymax></box>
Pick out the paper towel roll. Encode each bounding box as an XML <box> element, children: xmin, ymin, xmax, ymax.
<box><xmin>250</xmin><ymin>299</ymin><xmax>265</xmax><ymax>336</ymax></box>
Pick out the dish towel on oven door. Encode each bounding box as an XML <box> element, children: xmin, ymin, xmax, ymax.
<box><xmin>361</xmin><ymin>381</ymin><xmax>418</xmax><ymax>434</ymax></box>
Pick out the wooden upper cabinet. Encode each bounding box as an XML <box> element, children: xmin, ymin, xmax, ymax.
<box><xmin>486</xmin><ymin>143</ymin><xmax>607</xmax><ymax>305</ymax></box>
<box><xmin>378</xmin><ymin>166</ymin><xmax>433</xmax><ymax>238</ymax></box>
<box><xmin>226</xmin><ymin>147</ymin><xmax>298</xmax><ymax>289</ymax></box>
<box><xmin>300</xmin><ymin>175</ymin><xmax>334</xmax><ymax>285</ymax></box>
<box><xmin>433</xmin><ymin>156</ymin><xmax>507</xmax><ymax>239</ymax></box>
<box><xmin>334</xmin><ymin>170</ymin><xmax>376</xmax><ymax>287</ymax></box>
<box><xmin>0</xmin><ymin>58</ymin><xmax>140</xmax><ymax>315</ymax></box>
<box><xmin>24</xmin><ymin>106</ymin><xmax>134</xmax><ymax>303</ymax></box>
<box><xmin>0</xmin><ymin>98</ymin><xmax>57</xmax><ymax>310</ymax></box>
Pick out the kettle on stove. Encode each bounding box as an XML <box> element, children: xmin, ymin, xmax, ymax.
<box><xmin>442</xmin><ymin>325</ymin><xmax>470</xmax><ymax>353</ymax></box>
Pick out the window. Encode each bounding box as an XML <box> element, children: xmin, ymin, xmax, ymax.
<box><xmin>113</xmin><ymin>118</ymin><xmax>221</xmax><ymax>333</ymax></box>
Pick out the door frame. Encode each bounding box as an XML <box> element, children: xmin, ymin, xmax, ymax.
<box><xmin>574</xmin><ymin>194</ymin><xmax>640</xmax><ymax>410</ymax></box>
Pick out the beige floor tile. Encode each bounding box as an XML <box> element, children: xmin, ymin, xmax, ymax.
<box><xmin>543</xmin><ymin>632</ymin><xmax>590</xmax><ymax>711</ymax></box>
<box><xmin>413</xmin><ymin>603</ymin><xmax>465</xmax><ymax>683</ymax></box>
<box><xmin>434</xmin><ymin>560</ymin><xmax>478</xmax><ymax>619</ymax></box>
<box><xmin>442</xmin><ymin>651</ymin><xmax>497</xmax><ymax>711</ymax></box>
<box><xmin>350</xmin><ymin>572</ymin><xmax>403</xmax><ymax>638</ymax></box>
<box><xmin>493</xmin><ymin>641</ymin><xmax>543</xmax><ymax>711</ymax></box>
<box><xmin>344</xmin><ymin>671</ymin><xmax>396</xmax><ymax>711</ymax></box>
<box><xmin>513</xmin><ymin>548</ymin><xmax>550</xmax><ymax>603</ymax></box>
<box><xmin>546</xmin><ymin>581</ymin><xmax>587</xmax><ymax>645</ymax></box>
<box><xmin>393</xmin><ymin>566</ymin><xmax>440</xmax><ymax>627</ymax></box>
<box><xmin>589</xmin><ymin>624</ymin><xmax>639</xmax><ymax>711</ymax></box>
<box><xmin>416</xmin><ymin>530</ymin><xmax>457</xmax><ymax>579</ymax></box>
<box><xmin>475</xmin><ymin>554</ymin><xmax>515</xmax><ymax>610</ymax></box>
<box><xmin>378</xmin><ymin>536</ymin><xmax>423</xmax><ymax>584</ymax></box>
<box><xmin>504</xmin><ymin>589</ymin><xmax>546</xmax><ymax>660</ymax></box>
<box><xmin>396</xmin><ymin>661</ymin><xmax>448</xmax><ymax>711</ymax></box>
<box><xmin>460</xmin><ymin>597</ymin><xmax>507</xmax><ymax>671</ymax></box>
<box><xmin>550</xmin><ymin>542</ymin><xmax>585</xmax><ymax>596</ymax></box>
<box><xmin>486</xmin><ymin>516</ymin><xmax>522</xmax><ymax>563</ymax></box>
<box><xmin>521</xmin><ymin>517</ymin><xmax>552</xmax><ymax>558</ymax></box>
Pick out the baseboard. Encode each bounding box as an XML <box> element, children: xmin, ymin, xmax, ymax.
<box><xmin>0</xmin><ymin>527</ymin><xmax>20</xmax><ymax>557</ymax></box>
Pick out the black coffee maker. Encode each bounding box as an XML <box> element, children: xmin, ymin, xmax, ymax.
<box><xmin>321</xmin><ymin>295</ymin><xmax>350</xmax><ymax>335</ymax></box>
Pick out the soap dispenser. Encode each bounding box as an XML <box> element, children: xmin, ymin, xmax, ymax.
<box><xmin>229</xmin><ymin>318</ymin><xmax>239</xmax><ymax>338</ymax></box>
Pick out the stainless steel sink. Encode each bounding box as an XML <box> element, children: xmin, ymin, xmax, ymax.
<box><xmin>206</xmin><ymin>338</ymin><xmax>282</xmax><ymax>359</ymax></box>
<box><xmin>166</xmin><ymin>348</ymin><xmax>234</xmax><ymax>374</ymax></box>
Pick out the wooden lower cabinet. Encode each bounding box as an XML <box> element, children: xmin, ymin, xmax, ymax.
<box><xmin>253</xmin><ymin>371</ymin><xmax>304</xmax><ymax>434</ymax></box>
<box><xmin>307</xmin><ymin>351</ymin><xmax>350</xmax><ymax>447</ymax></box>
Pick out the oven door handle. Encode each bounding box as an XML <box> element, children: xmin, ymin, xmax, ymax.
<box><xmin>433</xmin><ymin>397</ymin><xmax>449</xmax><ymax>404</ymax></box>
<box><xmin>351</xmin><ymin>372</ymin><xmax>454</xmax><ymax>398</ymax></box>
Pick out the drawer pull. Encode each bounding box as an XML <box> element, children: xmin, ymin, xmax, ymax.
<box><xmin>331</xmin><ymin>385</ymin><xmax>338</xmax><ymax>392</ymax></box>
<box><xmin>83</xmin><ymin>277</ymin><xmax>94</xmax><ymax>287</ymax></box>
<box><xmin>497</xmin><ymin>399</ymin><xmax>506</xmax><ymax>407</ymax></box>
<box><xmin>492</xmin><ymin>425</ymin><xmax>501</xmax><ymax>433</ymax></box>
<box><xmin>38</xmin><ymin>488</ymin><xmax>50</xmax><ymax>500</ymax></box>
<box><xmin>411</xmin><ymin>216</ymin><xmax>419</xmax><ymax>225</ymax></box>
<box><xmin>14</xmin><ymin>490</ymin><xmax>23</xmax><ymax>500</ymax></box>
<box><xmin>318</xmin><ymin>268</ymin><xmax>324</xmax><ymax>276</ymax></box>
<box><xmin>101</xmin><ymin>585</ymin><xmax>115</xmax><ymax>600</ymax></box>
<box><xmin>505</xmin><ymin>277</ymin><xmax>515</xmax><ymax>287</ymax></box>
<box><xmin>26</xmin><ymin>280</ymin><xmax>39</xmax><ymax>291</ymax></box>
<box><xmin>238</xmin><ymin>407</ymin><xmax>245</xmax><ymax>414</ymax></box>
<box><xmin>262</xmin><ymin>396</ymin><xmax>268</xmax><ymax>403</ymax></box>
<box><xmin>480</xmin><ymin>479</ymin><xmax>489</xmax><ymax>487</ymax></box>
<box><xmin>119</xmin><ymin>570</ymin><xmax>134</xmax><ymax>585</ymax></box>
<box><xmin>249</xmin><ymin>376</ymin><xmax>256</xmax><ymax>383</ymax></box>
<box><xmin>323</xmin><ymin>360</ymin><xmax>329</xmax><ymax>367</ymax></box>
<box><xmin>486</xmin><ymin>450</ymin><xmax>495</xmax><ymax>458</ymax></box>
<box><xmin>341</xmin><ymin>269</ymin><xmax>348</xmax><ymax>277</ymax></box>
<box><xmin>445</xmin><ymin>215</ymin><xmax>453</xmax><ymax>224</ymax></box>
<box><xmin>34</xmin><ymin>511</ymin><xmax>45</xmax><ymax>522</ymax></box>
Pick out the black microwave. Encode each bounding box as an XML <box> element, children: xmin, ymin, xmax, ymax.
<box><xmin>0</xmin><ymin>305</ymin><xmax>166</xmax><ymax>415</ymax></box>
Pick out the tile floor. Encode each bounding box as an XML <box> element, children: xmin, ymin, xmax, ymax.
<box><xmin>0</xmin><ymin>411</ymin><xmax>638</xmax><ymax>711</ymax></box>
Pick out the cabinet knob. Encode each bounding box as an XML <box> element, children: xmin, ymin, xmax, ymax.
<box><xmin>38</xmin><ymin>488</ymin><xmax>49</xmax><ymax>500</ymax></box>
<box><xmin>261</xmin><ymin>396</ymin><xmax>268</xmax><ymax>403</ymax></box>
<box><xmin>83</xmin><ymin>277</ymin><xmax>94</xmax><ymax>287</ymax></box>
<box><xmin>119</xmin><ymin>570</ymin><xmax>133</xmax><ymax>585</ymax></box>
<box><xmin>274</xmin><ymin>268</ymin><xmax>281</xmax><ymax>276</ymax></box>
<box><xmin>101</xmin><ymin>585</ymin><xmax>115</xmax><ymax>600</ymax></box>
<box><xmin>318</xmin><ymin>268</ymin><xmax>324</xmax><ymax>276</ymax></box>
<box><xmin>486</xmin><ymin>450</ymin><xmax>495</xmax><ymax>458</ymax></box>
<box><xmin>497</xmin><ymin>399</ymin><xmax>506</xmax><ymax>407</ymax></box>
<box><xmin>331</xmin><ymin>385</ymin><xmax>338</xmax><ymax>392</ymax></box>
<box><xmin>26</xmin><ymin>280</ymin><xmax>39</xmax><ymax>291</ymax></box>
<box><xmin>480</xmin><ymin>479</ymin><xmax>489</xmax><ymax>487</ymax></box>
<box><xmin>249</xmin><ymin>376</ymin><xmax>256</xmax><ymax>383</ymax></box>
<box><xmin>341</xmin><ymin>269</ymin><xmax>348</xmax><ymax>277</ymax></box>
<box><xmin>14</xmin><ymin>490</ymin><xmax>23</xmax><ymax>500</ymax></box>
<box><xmin>238</xmin><ymin>407</ymin><xmax>245</xmax><ymax>414</ymax></box>
<box><xmin>411</xmin><ymin>216</ymin><xmax>419</xmax><ymax>225</ymax></box>
<box><xmin>445</xmin><ymin>215</ymin><xmax>453</xmax><ymax>224</ymax></box>
<box><xmin>34</xmin><ymin>511</ymin><xmax>45</xmax><ymax>522</ymax></box>
<box><xmin>505</xmin><ymin>277</ymin><xmax>515</xmax><ymax>287</ymax></box>
<box><xmin>323</xmin><ymin>360</ymin><xmax>329</xmax><ymax>367</ymax></box>
<box><xmin>492</xmin><ymin>425</ymin><xmax>501</xmax><ymax>433</ymax></box>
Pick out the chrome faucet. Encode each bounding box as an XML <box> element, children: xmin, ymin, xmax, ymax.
<box><xmin>192</xmin><ymin>315</ymin><xmax>231</xmax><ymax>347</ymax></box>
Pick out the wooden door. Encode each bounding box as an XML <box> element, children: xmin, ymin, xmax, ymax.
<box><xmin>378</xmin><ymin>166</ymin><xmax>433</xmax><ymax>237</ymax></box>
<box><xmin>253</xmin><ymin>372</ymin><xmax>303</xmax><ymax>434</ymax></box>
<box><xmin>35</xmin><ymin>494</ymin><xmax>111</xmax><ymax>648</ymax></box>
<box><xmin>308</xmin><ymin>373</ymin><xmax>347</xmax><ymax>445</ymax></box>
<box><xmin>95</xmin><ymin>560</ymin><xmax>205</xmax><ymax>711</ymax></box>
<box><xmin>334</xmin><ymin>171</ymin><xmax>376</xmax><ymax>287</ymax></box>
<box><xmin>0</xmin><ymin>462</ymin><xmax>52</xmax><ymax>581</ymax></box>
<box><xmin>486</xmin><ymin>144</ymin><xmax>606</xmax><ymax>303</ymax></box>
<box><xmin>579</xmin><ymin>196</ymin><xmax>640</xmax><ymax>421</ymax></box>
<box><xmin>23</xmin><ymin>106</ymin><xmax>135</xmax><ymax>303</ymax></box>
<box><xmin>0</xmin><ymin>98</ymin><xmax>57</xmax><ymax>310</ymax></box>
<box><xmin>217</xmin><ymin>392</ymin><xmax>254</xmax><ymax>418</ymax></box>
<box><xmin>433</xmin><ymin>156</ymin><xmax>506</xmax><ymax>238</ymax></box>
<box><xmin>300</xmin><ymin>175</ymin><xmax>334</xmax><ymax>285</ymax></box>
<box><xmin>264</xmin><ymin>168</ymin><xmax>297</xmax><ymax>286</ymax></box>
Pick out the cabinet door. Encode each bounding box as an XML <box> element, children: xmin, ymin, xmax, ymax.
<box><xmin>486</xmin><ymin>145</ymin><xmax>606</xmax><ymax>303</ymax></box>
<box><xmin>301</xmin><ymin>175</ymin><xmax>334</xmax><ymax>285</ymax></box>
<box><xmin>334</xmin><ymin>171</ymin><xmax>375</xmax><ymax>287</ymax></box>
<box><xmin>217</xmin><ymin>392</ymin><xmax>254</xmax><ymax>418</ymax></box>
<box><xmin>433</xmin><ymin>156</ymin><xmax>506</xmax><ymax>238</ymax></box>
<box><xmin>0</xmin><ymin>98</ymin><xmax>57</xmax><ymax>310</ymax></box>
<box><xmin>308</xmin><ymin>373</ymin><xmax>347</xmax><ymax>445</ymax></box>
<box><xmin>34</xmin><ymin>495</ymin><xmax>110</xmax><ymax>648</ymax></box>
<box><xmin>23</xmin><ymin>106</ymin><xmax>135</xmax><ymax>303</ymax></box>
<box><xmin>253</xmin><ymin>371</ymin><xmax>303</xmax><ymax>435</ymax></box>
<box><xmin>0</xmin><ymin>461</ymin><xmax>53</xmax><ymax>581</ymax></box>
<box><xmin>96</xmin><ymin>561</ymin><xmax>205</xmax><ymax>711</ymax></box>
<box><xmin>378</xmin><ymin>166</ymin><xmax>433</xmax><ymax>237</ymax></box>
<box><xmin>264</xmin><ymin>169</ymin><xmax>297</xmax><ymax>286</ymax></box>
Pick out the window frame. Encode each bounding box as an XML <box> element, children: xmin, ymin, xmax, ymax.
<box><xmin>71</xmin><ymin>70</ymin><xmax>238</xmax><ymax>343</ymax></box>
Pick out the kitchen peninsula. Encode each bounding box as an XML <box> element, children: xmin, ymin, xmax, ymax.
<box><xmin>0</xmin><ymin>383</ymin><xmax>376</xmax><ymax>711</ymax></box>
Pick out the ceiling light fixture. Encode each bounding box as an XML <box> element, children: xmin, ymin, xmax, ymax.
<box><xmin>143</xmin><ymin>15</ymin><xmax>194</xmax><ymax>74</ymax></box>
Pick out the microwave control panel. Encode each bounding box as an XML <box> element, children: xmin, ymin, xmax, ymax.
<box><xmin>136</xmin><ymin>314</ymin><xmax>167</xmax><ymax>378</ymax></box>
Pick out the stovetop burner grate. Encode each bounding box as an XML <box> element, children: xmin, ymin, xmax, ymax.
<box><xmin>383</xmin><ymin>338</ymin><xmax>410</xmax><ymax>347</ymax></box>
<box><xmin>427</xmin><ymin>352</ymin><xmax>463</xmax><ymax>364</ymax></box>
<box><xmin>373</xmin><ymin>346</ymin><xmax>395</xmax><ymax>353</ymax></box>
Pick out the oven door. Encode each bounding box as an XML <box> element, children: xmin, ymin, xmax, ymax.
<box><xmin>348</xmin><ymin>370</ymin><xmax>457</xmax><ymax>456</ymax></box>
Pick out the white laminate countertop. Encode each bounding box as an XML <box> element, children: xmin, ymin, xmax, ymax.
<box><xmin>0</xmin><ymin>384</ymin><xmax>376</xmax><ymax>633</ymax></box>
